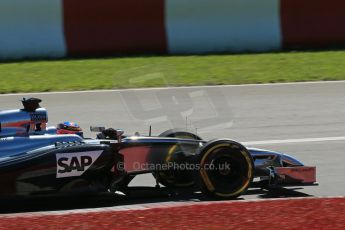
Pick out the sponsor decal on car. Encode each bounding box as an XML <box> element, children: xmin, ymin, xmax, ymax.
<box><xmin>56</xmin><ymin>151</ymin><xmax>103</xmax><ymax>178</ymax></box>
<box><xmin>30</xmin><ymin>113</ymin><xmax>47</xmax><ymax>122</ymax></box>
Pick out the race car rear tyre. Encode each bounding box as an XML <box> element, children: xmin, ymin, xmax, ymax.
<box><xmin>196</xmin><ymin>139</ymin><xmax>254</xmax><ymax>199</ymax></box>
<box><xmin>158</xmin><ymin>129</ymin><xmax>202</xmax><ymax>140</ymax></box>
<box><xmin>154</xmin><ymin>129</ymin><xmax>202</xmax><ymax>188</ymax></box>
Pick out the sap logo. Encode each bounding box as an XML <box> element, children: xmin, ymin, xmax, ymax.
<box><xmin>56</xmin><ymin>151</ymin><xmax>103</xmax><ymax>178</ymax></box>
<box><xmin>58</xmin><ymin>156</ymin><xmax>92</xmax><ymax>173</ymax></box>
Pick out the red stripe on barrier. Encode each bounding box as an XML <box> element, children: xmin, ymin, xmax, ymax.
<box><xmin>63</xmin><ymin>0</ymin><xmax>166</xmax><ymax>56</ymax></box>
<box><xmin>281</xmin><ymin>0</ymin><xmax>345</xmax><ymax>49</ymax></box>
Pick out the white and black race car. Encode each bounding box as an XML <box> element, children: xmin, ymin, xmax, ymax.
<box><xmin>0</xmin><ymin>98</ymin><xmax>317</xmax><ymax>199</ymax></box>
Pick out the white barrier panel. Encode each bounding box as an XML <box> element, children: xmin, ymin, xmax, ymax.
<box><xmin>166</xmin><ymin>0</ymin><xmax>281</xmax><ymax>53</ymax></box>
<box><xmin>0</xmin><ymin>0</ymin><xmax>66</xmax><ymax>59</ymax></box>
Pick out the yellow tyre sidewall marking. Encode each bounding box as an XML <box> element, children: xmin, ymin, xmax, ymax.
<box><xmin>160</xmin><ymin>144</ymin><xmax>194</xmax><ymax>187</ymax></box>
<box><xmin>166</xmin><ymin>144</ymin><xmax>178</xmax><ymax>162</ymax></box>
<box><xmin>200</xmin><ymin>143</ymin><xmax>253</xmax><ymax>197</ymax></box>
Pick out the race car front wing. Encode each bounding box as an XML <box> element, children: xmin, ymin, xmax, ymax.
<box><xmin>253</xmin><ymin>166</ymin><xmax>317</xmax><ymax>189</ymax></box>
<box><xmin>274</xmin><ymin>166</ymin><xmax>316</xmax><ymax>185</ymax></box>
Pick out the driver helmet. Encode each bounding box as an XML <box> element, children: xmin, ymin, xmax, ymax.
<box><xmin>57</xmin><ymin>122</ymin><xmax>83</xmax><ymax>137</ymax></box>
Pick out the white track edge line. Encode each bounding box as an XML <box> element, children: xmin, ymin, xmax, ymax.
<box><xmin>1</xmin><ymin>80</ymin><xmax>345</xmax><ymax>97</ymax></box>
<box><xmin>243</xmin><ymin>136</ymin><xmax>345</xmax><ymax>146</ymax></box>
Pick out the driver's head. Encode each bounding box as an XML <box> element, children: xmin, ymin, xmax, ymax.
<box><xmin>57</xmin><ymin>122</ymin><xmax>83</xmax><ymax>137</ymax></box>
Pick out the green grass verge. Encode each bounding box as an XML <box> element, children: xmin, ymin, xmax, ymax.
<box><xmin>0</xmin><ymin>50</ymin><xmax>344</xmax><ymax>93</ymax></box>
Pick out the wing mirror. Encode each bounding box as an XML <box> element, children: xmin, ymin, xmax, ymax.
<box><xmin>90</xmin><ymin>126</ymin><xmax>105</xmax><ymax>132</ymax></box>
<box><xmin>116</xmin><ymin>129</ymin><xmax>124</xmax><ymax>137</ymax></box>
<box><xmin>91</xmin><ymin>126</ymin><xmax>124</xmax><ymax>141</ymax></box>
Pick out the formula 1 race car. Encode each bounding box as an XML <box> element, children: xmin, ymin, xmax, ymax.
<box><xmin>0</xmin><ymin>98</ymin><xmax>317</xmax><ymax>199</ymax></box>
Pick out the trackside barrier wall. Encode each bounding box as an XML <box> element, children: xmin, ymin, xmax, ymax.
<box><xmin>165</xmin><ymin>0</ymin><xmax>281</xmax><ymax>53</ymax></box>
<box><xmin>0</xmin><ymin>0</ymin><xmax>345</xmax><ymax>59</ymax></box>
<box><xmin>0</xmin><ymin>0</ymin><xmax>66</xmax><ymax>59</ymax></box>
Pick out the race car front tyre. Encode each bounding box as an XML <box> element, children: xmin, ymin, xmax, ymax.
<box><xmin>196</xmin><ymin>139</ymin><xmax>254</xmax><ymax>199</ymax></box>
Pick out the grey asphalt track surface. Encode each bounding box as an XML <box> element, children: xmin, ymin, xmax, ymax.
<box><xmin>1</xmin><ymin>81</ymin><xmax>344</xmax><ymax>210</ymax></box>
